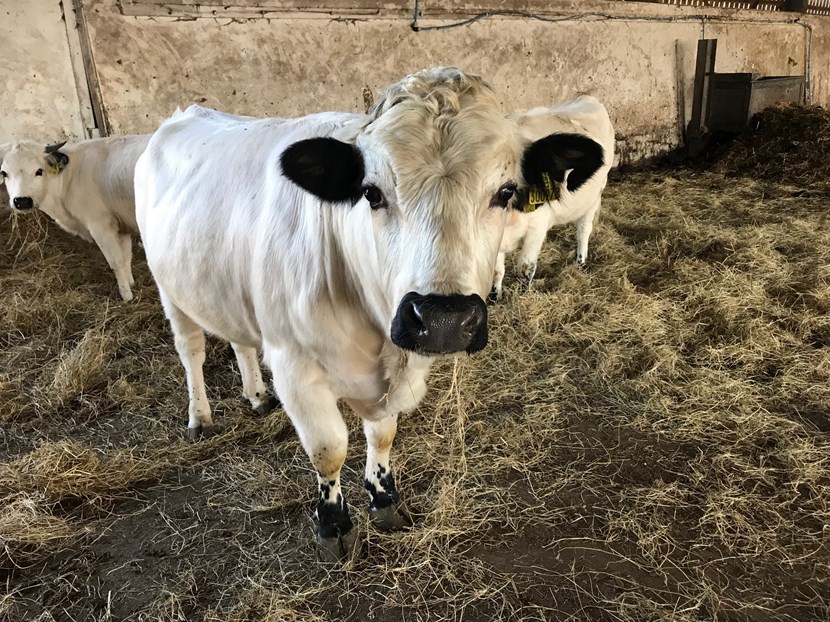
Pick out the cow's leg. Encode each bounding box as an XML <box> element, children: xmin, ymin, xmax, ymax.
<box><xmin>516</xmin><ymin>220</ymin><xmax>547</xmax><ymax>290</ymax></box>
<box><xmin>489</xmin><ymin>251</ymin><xmax>506</xmax><ymax>304</ymax></box>
<box><xmin>229</xmin><ymin>342</ymin><xmax>279</xmax><ymax>416</ymax></box>
<box><xmin>576</xmin><ymin>198</ymin><xmax>601</xmax><ymax>268</ymax></box>
<box><xmin>363</xmin><ymin>415</ymin><xmax>412</xmax><ymax>531</ymax></box>
<box><xmin>268</xmin><ymin>350</ymin><xmax>356</xmax><ymax>560</ymax></box>
<box><xmin>88</xmin><ymin>222</ymin><xmax>133</xmax><ymax>301</ymax></box>
<box><xmin>159</xmin><ymin>292</ymin><xmax>213</xmax><ymax>439</ymax></box>
<box><xmin>120</xmin><ymin>234</ymin><xmax>135</xmax><ymax>288</ymax></box>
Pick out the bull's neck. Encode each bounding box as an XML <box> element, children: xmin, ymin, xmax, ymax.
<box><xmin>324</xmin><ymin>203</ymin><xmax>394</xmax><ymax>338</ymax></box>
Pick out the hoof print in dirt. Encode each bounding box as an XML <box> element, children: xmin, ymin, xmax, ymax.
<box><xmin>253</xmin><ymin>394</ymin><xmax>281</xmax><ymax>417</ymax></box>
<box><xmin>369</xmin><ymin>501</ymin><xmax>414</xmax><ymax>532</ymax></box>
<box><xmin>316</xmin><ymin>528</ymin><xmax>360</xmax><ymax>563</ymax></box>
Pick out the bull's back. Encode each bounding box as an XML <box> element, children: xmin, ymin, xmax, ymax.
<box><xmin>135</xmin><ymin>107</ymin><xmax>367</xmax><ymax>346</ymax></box>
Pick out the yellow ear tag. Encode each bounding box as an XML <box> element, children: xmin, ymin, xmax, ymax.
<box><xmin>523</xmin><ymin>172</ymin><xmax>561</xmax><ymax>213</ymax></box>
<box><xmin>48</xmin><ymin>165</ymin><xmax>61</xmax><ymax>175</ymax></box>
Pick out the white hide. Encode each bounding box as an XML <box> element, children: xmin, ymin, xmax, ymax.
<box><xmin>136</xmin><ymin>68</ymin><xmax>531</xmax><ymax>546</ymax></box>
<box><xmin>1</xmin><ymin>135</ymin><xmax>150</xmax><ymax>300</ymax></box>
<box><xmin>495</xmin><ymin>96</ymin><xmax>615</xmax><ymax>297</ymax></box>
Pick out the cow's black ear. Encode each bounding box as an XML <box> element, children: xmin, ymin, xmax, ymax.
<box><xmin>280</xmin><ymin>137</ymin><xmax>364</xmax><ymax>203</ymax></box>
<box><xmin>521</xmin><ymin>133</ymin><xmax>604</xmax><ymax>195</ymax></box>
<box><xmin>44</xmin><ymin>142</ymin><xmax>69</xmax><ymax>173</ymax></box>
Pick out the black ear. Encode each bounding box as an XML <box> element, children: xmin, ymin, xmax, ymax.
<box><xmin>521</xmin><ymin>133</ymin><xmax>604</xmax><ymax>195</ymax></box>
<box><xmin>280</xmin><ymin>137</ymin><xmax>364</xmax><ymax>203</ymax></box>
<box><xmin>44</xmin><ymin>142</ymin><xmax>69</xmax><ymax>173</ymax></box>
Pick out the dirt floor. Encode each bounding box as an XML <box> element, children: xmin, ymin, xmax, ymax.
<box><xmin>2</xmin><ymin>128</ymin><xmax>830</xmax><ymax>620</ymax></box>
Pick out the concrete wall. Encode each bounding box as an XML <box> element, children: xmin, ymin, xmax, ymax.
<box><xmin>10</xmin><ymin>1</ymin><xmax>826</xmax><ymax>163</ymax></box>
<box><xmin>0</xmin><ymin>0</ymin><xmax>92</xmax><ymax>143</ymax></box>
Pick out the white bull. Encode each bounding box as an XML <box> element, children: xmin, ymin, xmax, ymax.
<box><xmin>0</xmin><ymin>136</ymin><xmax>150</xmax><ymax>301</ymax></box>
<box><xmin>135</xmin><ymin>67</ymin><xmax>605</xmax><ymax>558</ymax></box>
<box><xmin>493</xmin><ymin>96</ymin><xmax>615</xmax><ymax>300</ymax></box>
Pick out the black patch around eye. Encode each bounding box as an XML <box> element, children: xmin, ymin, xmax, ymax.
<box><xmin>35</xmin><ymin>169</ymin><xmax>43</xmax><ymax>177</ymax></box>
<box><xmin>0</xmin><ymin>171</ymin><xmax>6</xmax><ymax>178</ymax></box>
<box><xmin>363</xmin><ymin>184</ymin><xmax>386</xmax><ymax>210</ymax></box>
<box><xmin>492</xmin><ymin>183</ymin><xmax>517</xmax><ymax>208</ymax></box>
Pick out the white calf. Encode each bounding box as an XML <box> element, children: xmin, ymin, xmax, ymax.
<box><xmin>135</xmin><ymin>68</ymin><xmax>605</xmax><ymax>558</ymax></box>
<box><xmin>493</xmin><ymin>96</ymin><xmax>615</xmax><ymax>300</ymax></box>
<box><xmin>1</xmin><ymin>136</ymin><xmax>150</xmax><ymax>301</ymax></box>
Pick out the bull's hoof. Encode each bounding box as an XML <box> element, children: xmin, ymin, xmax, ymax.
<box><xmin>487</xmin><ymin>286</ymin><xmax>502</xmax><ymax>306</ymax></box>
<box><xmin>186</xmin><ymin>423</ymin><xmax>217</xmax><ymax>441</ymax></box>
<box><xmin>316</xmin><ymin>528</ymin><xmax>360</xmax><ymax>563</ymax></box>
<box><xmin>518</xmin><ymin>261</ymin><xmax>537</xmax><ymax>291</ymax></box>
<box><xmin>370</xmin><ymin>501</ymin><xmax>414</xmax><ymax>532</ymax></box>
<box><xmin>253</xmin><ymin>394</ymin><xmax>281</xmax><ymax>417</ymax></box>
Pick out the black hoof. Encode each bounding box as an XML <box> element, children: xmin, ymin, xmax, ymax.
<box><xmin>253</xmin><ymin>394</ymin><xmax>280</xmax><ymax>417</ymax></box>
<box><xmin>487</xmin><ymin>286</ymin><xmax>500</xmax><ymax>306</ymax></box>
<box><xmin>186</xmin><ymin>423</ymin><xmax>217</xmax><ymax>441</ymax></box>
<box><xmin>370</xmin><ymin>501</ymin><xmax>414</xmax><ymax>532</ymax></box>
<box><xmin>316</xmin><ymin>528</ymin><xmax>360</xmax><ymax>562</ymax></box>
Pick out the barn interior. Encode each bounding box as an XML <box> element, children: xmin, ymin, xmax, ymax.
<box><xmin>2</xmin><ymin>2</ymin><xmax>830</xmax><ymax>621</ymax></box>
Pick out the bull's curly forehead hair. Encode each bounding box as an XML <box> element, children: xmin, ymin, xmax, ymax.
<box><xmin>369</xmin><ymin>66</ymin><xmax>497</xmax><ymax>119</ymax></box>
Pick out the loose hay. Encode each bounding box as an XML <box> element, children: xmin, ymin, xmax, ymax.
<box><xmin>1</xmin><ymin>148</ymin><xmax>829</xmax><ymax>620</ymax></box>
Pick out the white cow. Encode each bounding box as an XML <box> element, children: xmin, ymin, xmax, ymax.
<box><xmin>0</xmin><ymin>135</ymin><xmax>151</xmax><ymax>301</ymax></box>
<box><xmin>135</xmin><ymin>67</ymin><xmax>605</xmax><ymax>558</ymax></box>
<box><xmin>493</xmin><ymin>96</ymin><xmax>615</xmax><ymax>300</ymax></box>
<box><xmin>0</xmin><ymin>143</ymin><xmax>9</xmax><ymax>213</ymax></box>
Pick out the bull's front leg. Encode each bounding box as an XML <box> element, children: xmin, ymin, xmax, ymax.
<box><xmin>575</xmin><ymin>197</ymin><xmax>601</xmax><ymax>268</ymax></box>
<box><xmin>268</xmin><ymin>351</ymin><xmax>358</xmax><ymax>561</ymax></box>
<box><xmin>489</xmin><ymin>251</ymin><xmax>506</xmax><ymax>304</ymax></box>
<box><xmin>516</xmin><ymin>204</ymin><xmax>550</xmax><ymax>289</ymax></box>
<box><xmin>88</xmin><ymin>221</ymin><xmax>134</xmax><ymax>302</ymax></box>
<box><xmin>363</xmin><ymin>415</ymin><xmax>412</xmax><ymax>531</ymax></box>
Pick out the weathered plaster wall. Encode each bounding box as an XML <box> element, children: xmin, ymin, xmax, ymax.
<box><xmin>81</xmin><ymin>0</ymin><xmax>829</xmax><ymax>162</ymax></box>
<box><xmin>0</xmin><ymin>0</ymin><xmax>90</xmax><ymax>143</ymax></box>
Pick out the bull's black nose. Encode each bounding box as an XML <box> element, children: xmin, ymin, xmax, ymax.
<box><xmin>13</xmin><ymin>197</ymin><xmax>33</xmax><ymax>210</ymax></box>
<box><xmin>391</xmin><ymin>292</ymin><xmax>488</xmax><ymax>354</ymax></box>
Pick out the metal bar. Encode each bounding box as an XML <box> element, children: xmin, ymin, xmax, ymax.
<box><xmin>688</xmin><ymin>38</ymin><xmax>717</xmax><ymax>140</ymax></box>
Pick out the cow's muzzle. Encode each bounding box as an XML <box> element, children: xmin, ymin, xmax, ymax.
<box><xmin>391</xmin><ymin>292</ymin><xmax>488</xmax><ymax>355</ymax></box>
<box><xmin>12</xmin><ymin>197</ymin><xmax>34</xmax><ymax>211</ymax></box>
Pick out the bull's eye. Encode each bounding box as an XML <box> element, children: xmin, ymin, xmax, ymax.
<box><xmin>35</xmin><ymin>169</ymin><xmax>44</xmax><ymax>177</ymax></box>
<box><xmin>363</xmin><ymin>184</ymin><xmax>386</xmax><ymax>210</ymax></box>
<box><xmin>0</xmin><ymin>171</ymin><xmax>6</xmax><ymax>178</ymax></box>
<box><xmin>493</xmin><ymin>183</ymin><xmax>516</xmax><ymax>208</ymax></box>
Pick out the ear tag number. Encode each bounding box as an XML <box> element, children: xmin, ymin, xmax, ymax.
<box><xmin>523</xmin><ymin>172</ymin><xmax>561</xmax><ymax>213</ymax></box>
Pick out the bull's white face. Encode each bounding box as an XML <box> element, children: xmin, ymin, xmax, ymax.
<box><xmin>0</xmin><ymin>142</ymin><xmax>67</xmax><ymax>211</ymax></box>
<box><xmin>281</xmin><ymin>67</ymin><xmax>605</xmax><ymax>355</ymax></box>
<box><xmin>357</xmin><ymin>92</ymin><xmax>520</xmax><ymax>322</ymax></box>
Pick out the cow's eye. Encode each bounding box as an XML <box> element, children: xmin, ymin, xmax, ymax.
<box><xmin>35</xmin><ymin>169</ymin><xmax>44</xmax><ymax>177</ymax></box>
<box><xmin>363</xmin><ymin>184</ymin><xmax>386</xmax><ymax>210</ymax></box>
<box><xmin>0</xmin><ymin>171</ymin><xmax>6</xmax><ymax>178</ymax></box>
<box><xmin>493</xmin><ymin>183</ymin><xmax>516</xmax><ymax>208</ymax></box>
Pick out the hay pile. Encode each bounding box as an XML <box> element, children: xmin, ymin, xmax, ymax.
<box><xmin>712</xmin><ymin>103</ymin><xmax>830</xmax><ymax>193</ymax></box>
<box><xmin>1</xmin><ymin>124</ymin><xmax>829</xmax><ymax>620</ymax></box>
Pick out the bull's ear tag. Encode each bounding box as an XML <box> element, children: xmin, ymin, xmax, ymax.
<box><xmin>523</xmin><ymin>172</ymin><xmax>561</xmax><ymax>213</ymax></box>
<box><xmin>48</xmin><ymin>165</ymin><xmax>61</xmax><ymax>175</ymax></box>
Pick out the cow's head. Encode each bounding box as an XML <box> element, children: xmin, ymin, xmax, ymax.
<box><xmin>0</xmin><ymin>141</ymin><xmax>69</xmax><ymax>211</ymax></box>
<box><xmin>281</xmin><ymin>67</ymin><xmax>603</xmax><ymax>356</ymax></box>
